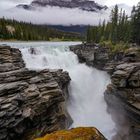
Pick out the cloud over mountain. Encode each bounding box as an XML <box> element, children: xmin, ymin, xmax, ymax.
<box><xmin>0</xmin><ymin>0</ymin><xmax>132</xmax><ymax>25</ymax></box>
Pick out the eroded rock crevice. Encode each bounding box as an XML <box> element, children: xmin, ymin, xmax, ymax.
<box><xmin>70</xmin><ymin>43</ymin><xmax>140</xmax><ymax>140</ymax></box>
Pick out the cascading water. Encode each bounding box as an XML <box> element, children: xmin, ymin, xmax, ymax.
<box><xmin>3</xmin><ymin>42</ymin><xmax>116</xmax><ymax>139</ymax></box>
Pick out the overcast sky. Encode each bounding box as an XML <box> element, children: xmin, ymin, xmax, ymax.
<box><xmin>0</xmin><ymin>0</ymin><xmax>139</xmax><ymax>25</ymax></box>
<box><xmin>0</xmin><ymin>0</ymin><xmax>139</xmax><ymax>7</ymax></box>
<box><xmin>103</xmin><ymin>0</ymin><xmax>139</xmax><ymax>6</ymax></box>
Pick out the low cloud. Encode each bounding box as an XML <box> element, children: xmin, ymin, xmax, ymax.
<box><xmin>0</xmin><ymin>0</ymin><xmax>132</xmax><ymax>25</ymax></box>
<box><xmin>0</xmin><ymin>6</ymin><xmax>110</xmax><ymax>25</ymax></box>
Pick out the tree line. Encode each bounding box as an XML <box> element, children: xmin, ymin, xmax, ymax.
<box><xmin>87</xmin><ymin>2</ymin><xmax>140</xmax><ymax>45</ymax></box>
<box><xmin>0</xmin><ymin>18</ymin><xmax>81</xmax><ymax>41</ymax></box>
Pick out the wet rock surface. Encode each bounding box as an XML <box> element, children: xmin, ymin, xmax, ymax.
<box><xmin>0</xmin><ymin>45</ymin><xmax>71</xmax><ymax>140</ymax></box>
<box><xmin>70</xmin><ymin>43</ymin><xmax>140</xmax><ymax>140</ymax></box>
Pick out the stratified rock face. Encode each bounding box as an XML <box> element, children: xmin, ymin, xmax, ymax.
<box><xmin>0</xmin><ymin>45</ymin><xmax>71</xmax><ymax>140</ymax></box>
<box><xmin>70</xmin><ymin>44</ymin><xmax>140</xmax><ymax>139</ymax></box>
<box><xmin>0</xmin><ymin>46</ymin><xmax>25</xmax><ymax>72</ymax></box>
<box><xmin>70</xmin><ymin>43</ymin><xmax>110</xmax><ymax>70</ymax></box>
<box><xmin>17</xmin><ymin>0</ymin><xmax>107</xmax><ymax>12</ymax></box>
<box><xmin>70</xmin><ymin>44</ymin><xmax>140</xmax><ymax>73</ymax></box>
<box><xmin>104</xmin><ymin>48</ymin><xmax>140</xmax><ymax>130</ymax></box>
<box><xmin>105</xmin><ymin>63</ymin><xmax>140</xmax><ymax>140</ymax></box>
<box><xmin>35</xmin><ymin>127</ymin><xmax>107</xmax><ymax>140</ymax></box>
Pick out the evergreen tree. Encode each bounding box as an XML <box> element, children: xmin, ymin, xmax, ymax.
<box><xmin>86</xmin><ymin>2</ymin><xmax>140</xmax><ymax>45</ymax></box>
<box><xmin>0</xmin><ymin>18</ymin><xmax>81</xmax><ymax>41</ymax></box>
<box><xmin>86</xmin><ymin>26</ymin><xmax>92</xmax><ymax>43</ymax></box>
<box><xmin>131</xmin><ymin>2</ymin><xmax>140</xmax><ymax>44</ymax></box>
<box><xmin>110</xmin><ymin>5</ymin><xmax>119</xmax><ymax>43</ymax></box>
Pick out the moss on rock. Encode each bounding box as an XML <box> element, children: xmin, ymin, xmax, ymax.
<box><xmin>35</xmin><ymin>127</ymin><xmax>106</xmax><ymax>140</ymax></box>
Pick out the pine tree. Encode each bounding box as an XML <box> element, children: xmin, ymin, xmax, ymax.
<box><xmin>131</xmin><ymin>2</ymin><xmax>140</xmax><ymax>44</ymax></box>
<box><xmin>86</xmin><ymin>26</ymin><xmax>92</xmax><ymax>43</ymax></box>
<box><xmin>110</xmin><ymin>5</ymin><xmax>119</xmax><ymax>43</ymax></box>
<box><xmin>0</xmin><ymin>18</ymin><xmax>81</xmax><ymax>41</ymax></box>
<box><xmin>86</xmin><ymin>3</ymin><xmax>140</xmax><ymax>45</ymax></box>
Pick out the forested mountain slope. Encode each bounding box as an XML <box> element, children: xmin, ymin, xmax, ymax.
<box><xmin>0</xmin><ymin>18</ymin><xmax>81</xmax><ymax>41</ymax></box>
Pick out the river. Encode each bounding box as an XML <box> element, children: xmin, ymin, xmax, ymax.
<box><xmin>0</xmin><ymin>41</ymin><xmax>116</xmax><ymax>139</ymax></box>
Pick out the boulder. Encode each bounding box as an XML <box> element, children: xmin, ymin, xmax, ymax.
<box><xmin>112</xmin><ymin>63</ymin><xmax>140</xmax><ymax>88</ymax></box>
<box><xmin>124</xmin><ymin>47</ymin><xmax>140</xmax><ymax>62</ymax></box>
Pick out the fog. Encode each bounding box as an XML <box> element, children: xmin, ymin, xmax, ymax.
<box><xmin>0</xmin><ymin>6</ymin><xmax>110</xmax><ymax>25</ymax></box>
<box><xmin>0</xmin><ymin>0</ymin><xmax>132</xmax><ymax>25</ymax></box>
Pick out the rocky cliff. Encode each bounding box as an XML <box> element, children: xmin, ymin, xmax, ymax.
<box><xmin>70</xmin><ymin>43</ymin><xmax>124</xmax><ymax>72</ymax></box>
<box><xmin>70</xmin><ymin>43</ymin><xmax>109</xmax><ymax>69</ymax></box>
<box><xmin>105</xmin><ymin>63</ymin><xmax>140</xmax><ymax>139</ymax></box>
<box><xmin>70</xmin><ymin>43</ymin><xmax>140</xmax><ymax>140</ymax></box>
<box><xmin>0</xmin><ymin>45</ymin><xmax>72</xmax><ymax>140</ymax></box>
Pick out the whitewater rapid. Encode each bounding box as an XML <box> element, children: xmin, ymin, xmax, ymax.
<box><xmin>2</xmin><ymin>42</ymin><xmax>116</xmax><ymax>139</ymax></box>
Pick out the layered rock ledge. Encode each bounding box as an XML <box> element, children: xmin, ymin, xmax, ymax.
<box><xmin>70</xmin><ymin>43</ymin><xmax>140</xmax><ymax>139</ymax></box>
<box><xmin>105</xmin><ymin>62</ymin><xmax>140</xmax><ymax>139</ymax></box>
<box><xmin>0</xmin><ymin>45</ymin><xmax>71</xmax><ymax>140</ymax></box>
<box><xmin>70</xmin><ymin>43</ymin><xmax>124</xmax><ymax>72</ymax></box>
<box><xmin>35</xmin><ymin>127</ymin><xmax>107</xmax><ymax>140</ymax></box>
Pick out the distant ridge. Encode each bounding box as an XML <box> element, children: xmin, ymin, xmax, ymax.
<box><xmin>17</xmin><ymin>0</ymin><xmax>108</xmax><ymax>12</ymax></box>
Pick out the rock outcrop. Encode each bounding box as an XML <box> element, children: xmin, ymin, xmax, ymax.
<box><xmin>0</xmin><ymin>45</ymin><xmax>71</xmax><ymax>140</ymax></box>
<box><xmin>105</xmin><ymin>62</ymin><xmax>140</xmax><ymax>140</ymax></box>
<box><xmin>70</xmin><ymin>43</ymin><xmax>140</xmax><ymax>140</ymax></box>
<box><xmin>70</xmin><ymin>43</ymin><xmax>124</xmax><ymax>72</ymax></box>
<box><xmin>70</xmin><ymin>43</ymin><xmax>115</xmax><ymax>71</ymax></box>
<box><xmin>35</xmin><ymin>127</ymin><xmax>107</xmax><ymax>140</ymax></box>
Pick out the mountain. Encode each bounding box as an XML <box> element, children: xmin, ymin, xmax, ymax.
<box><xmin>17</xmin><ymin>0</ymin><xmax>108</xmax><ymax>12</ymax></box>
<box><xmin>48</xmin><ymin>25</ymin><xmax>88</xmax><ymax>34</ymax></box>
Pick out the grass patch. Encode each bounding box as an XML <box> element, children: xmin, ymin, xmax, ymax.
<box><xmin>99</xmin><ymin>41</ymin><xmax>130</xmax><ymax>54</ymax></box>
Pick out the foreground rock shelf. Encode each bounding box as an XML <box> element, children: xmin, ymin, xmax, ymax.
<box><xmin>70</xmin><ymin>43</ymin><xmax>140</xmax><ymax>140</ymax></box>
<box><xmin>0</xmin><ymin>45</ymin><xmax>71</xmax><ymax>140</ymax></box>
<box><xmin>35</xmin><ymin>127</ymin><xmax>107</xmax><ymax>140</ymax></box>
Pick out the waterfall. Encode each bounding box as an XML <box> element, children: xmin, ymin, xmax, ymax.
<box><xmin>6</xmin><ymin>42</ymin><xmax>116</xmax><ymax>139</ymax></box>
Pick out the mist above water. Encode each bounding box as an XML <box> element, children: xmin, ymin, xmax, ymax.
<box><xmin>5</xmin><ymin>42</ymin><xmax>116</xmax><ymax>139</ymax></box>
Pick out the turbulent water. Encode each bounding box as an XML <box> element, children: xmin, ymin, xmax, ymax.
<box><xmin>1</xmin><ymin>41</ymin><xmax>116</xmax><ymax>139</ymax></box>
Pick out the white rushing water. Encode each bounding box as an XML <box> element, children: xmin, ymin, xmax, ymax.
<box><xmin>0</xmin><ymin>41</ymin><xmax>116</xmax><ymax>139</ymax></box>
